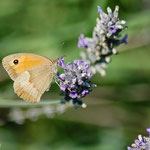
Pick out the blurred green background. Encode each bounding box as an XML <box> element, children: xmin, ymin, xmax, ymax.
<box><xmin>0</xmin><ymin>0</ymin><xmax>150</xmax><ymax>149</ymax></box>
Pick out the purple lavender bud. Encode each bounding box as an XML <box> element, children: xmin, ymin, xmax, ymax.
<box><xmin>127</xmin><ymin>146</ymin><xmax>131</xmax><ymax>150</ymax></box>
<box><xmin>83</xmin><ymin>61</ymin><xmax>90</xmax><ymax>69</ymax></box>
<box><xmin>146</xmin><ymin>128</ymin><xmax>150</xmax><ymax>137</ymax></box>
<box><xmin>74</xmin><ymin>60</ymin><xmax>83</xmax><ymax>68</ymax></box>
<box><xmin>143</xmin><ymin>136</ymin><xmax>146</xmax><ymax>142</ymax></box>
<box><xmin>59</xmin><ymin>82</ymin><xmax>68</xmax><ymax>92</ymax></box>
<box><xmin>57</xmin><ymin>72</ymin><xmax>60</xmax><ymax>76</ymax></box>
<box><xmin>58</xmin><ymin>57</ymin><xmax>66</xmax><ymax>68</ymax></box>
<box><xmin>70</xmin><ymin>83</ymin><xmax>76</xmax><ymax>88</ymax></box>
<box><xmin>109</xmin><ymin>26</ymin><xmax>117</xmax><ymax>34</ymax></box>
<box><xmin>66</xmin><ymin>62</ymin><xmax>73</xmax><ymax>70</ymax></box>
<box><xmin>69</xmin><ymin>90</ymin><xmax>78</xmax><ymax>98</ymax></box>
<box><xmin>78</xmin><ymin>80</ymin><xmax>83</xmax><ymax>85</ymax></box>
<box><xmin>57</xmin><ymin>73</ymin><xmax>65</xmax><ymax>80</ymax></box>
<box><xmin>81</xmin><ymin>90</ymin><xmax>89</xmax><ymax>96</ymax></box>
<box><xmin>135</xmin><ymin>140</ymin><xmax>140</xmax><ymax>146</ymax></box>
<box><xmin>87</xmin><ymin>71</ymin><xmax>93</xmax><ymax>78</ymax></box>
<box><xmin>78</xmin><ymin>34</ymin><xmax>88</xmax><ymax>48</ymax></box>
<box><xmin>74</xmin><ymin>60</ymin><xmax>90</xmax><ymax>70</ymax></box>
<box><xmin>147</xmin><ymin>128</ymin><xmax>150</xmax><ymax>133</ymax></box>
<box><xmin>139</xmin><ymin>142</ymin><xmax>145</xmax><ymax>146</ymax></box>
<box><xmin>97</xmin><ymin>6</ymin><xmax>103</xmax><ymax>14</ymax></box>
<box><xmin>121</xmin><ymin>34</ymin><xmax>128</xmax><ymax>44</ymax></box>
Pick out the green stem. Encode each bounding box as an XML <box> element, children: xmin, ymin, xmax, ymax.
<box><xmin>0</xmin><ymin>99</ymin><xmax>60</xmax><ymax>108</ymax></box>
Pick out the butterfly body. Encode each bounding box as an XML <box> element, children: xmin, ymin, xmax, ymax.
<box><xmin>2</xmin><ymin>53</ymin><xmax>58</xmax><ymax>103</ymax></box>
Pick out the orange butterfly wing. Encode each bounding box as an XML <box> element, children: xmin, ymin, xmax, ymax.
<box><xmin>2</xmin><ymin>53</ymin><xmax>58</xmax><ymax>103</ymax></box>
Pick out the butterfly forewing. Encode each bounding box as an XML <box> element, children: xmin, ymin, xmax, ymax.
<box><xmin>2</xmin><ymin>53</ymin><xmax>58</xmax><ymax>103</ymax></box>
<box><xmin>2</xmin><ymin>53</ymin><xmax>52</xmax><ymax>80</ymax></box>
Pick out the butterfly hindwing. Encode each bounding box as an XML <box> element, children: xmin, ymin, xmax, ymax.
<box><xmin>14</xmin><ymin>71</ymin><xmax>39</xmax><ymax>103</ymax></box>
<box><xmin>14</xmin><ymin>64</ymin><xmax>57</xmax><ymax>103</ymax></box>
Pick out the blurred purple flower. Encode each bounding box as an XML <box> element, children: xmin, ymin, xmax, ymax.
<box><xmin>97</xmin><ymin>6</ymin><xmax>103</xmax><ymax>14</ymax></box>
<box><xmin>147</xmin><ymin>128</ymin><xmax>150</xmax><ymax>132</ymax></box>
<box><xmin>78</xmin><ymin>34</ymin><xmax>88</xmax><ymax>48</ymax></box>
<box><xmin>127</xmin><ymin>127</ymin><xmax>150</xmax><ymax>150</ymax></box>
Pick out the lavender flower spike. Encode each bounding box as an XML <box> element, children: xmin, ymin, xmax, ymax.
<box><xmin>127</xmin><ymin>127</ymin><xmax>150</xmax><ymax>150</ymax></box>
<box><xmin>78</xmin><ymin>5</ymin><xmax>128</xmax><ymax>76</ymax></box>
<box><xmin>57</xmin><ymin>57</ymin><xmax>96</xmax><ymax>108</ymax></box>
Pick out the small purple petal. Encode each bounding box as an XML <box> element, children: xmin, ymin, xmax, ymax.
<box><xmin>109</xmin><ymin>26</ymin><xmax>117</xmax><ymax>34</ymax></box>
<box><xmin>66</xmin><ymin>62</ymin><xmax>73</xmax><ymax>70</ymax></box>
<box><xmin>87</xmin><ymin>71</ymin><xmax>93</xmax><ymax>78</ymax></box>
<box><xmin>74</xmin><ymin>60</ymin><xmax>90</xmax><ymax>70</ymax></box>
<box><xmin>70</xmin><ymin>84</ymin><xmax>76</xmax><ymax>88</ymax></box>
<box><xmin>74</xmin><ymin>60</ymin><xmax>83</xmax><ymax>68</ymax></box>
<box><xmin>59</xmin><ymin>82</ymin><xmax>68</xmax><ymax>91</ymax></box>
<box><xmin>127</xmin><ymin>146</ymin><xmax>131</xmax><ymax>150</ymax></box>
<box><xmin>78</xmin><ymin>80</ymin><xmax>83</xmax><ymax>85</ymax></box>
<box><xmin>146</xmin><ymin>128</ymin><xmax>150</xmax><ymax>137</ymax></box>
<box><xmin>147</xmin><ymin>128</ymin><xmax>150</xmax><ymax>133</ymax></box>
<box><xmin>58</xmin><ymin>57</ymin><xmax>66</xmax><ymax>68</ymax></box>
<box><xmin>139</xmin><ymin>142</ymin><xmax>145</xmax><ymax>146</ymax></box>
<box><xmin>143</xmin><ymin>136</ymin><xmax>146</xmax><ymax>142</ymax></box>
<box><xmin>83</xmin><ymin>61</ymin><xmax>90</xmax><ymax>69</ymax></box>
<box><xmin>78</xmin><ymin>34</ymin><xmax>88</xmax><ymax>48</ymax></box>
<box><xmin>121</xmin><ymin>34</ymin><xmax>128</xmax><ymax>44</ymax></box>
<box><xmin>58</xmin><ymin>73</ymin><xmax>65</xmax><ymax>80</ymax></box>
<box><xmin>69</xmin><ymin>90</ymin><xmax>78</xmax><ymax>98</ymax></box>
<box><xmin>135</xmin><ymin>140</ymin><xmax>140</xmax><ymax>146</ymax></box>
<box><xmin>97</xmin><ymin>6</ymin><xmax>103</xmax><ymax>14</ymax></box>
<box><xmin>81</xmin><ymin>90</ymin><xmax>89</xmax><ymax>97</ymax></box>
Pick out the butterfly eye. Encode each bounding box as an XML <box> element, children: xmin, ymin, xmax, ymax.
<box><xmin>13</xmin><ymin>59</ymin><xmax>19</xmax><ymax>65</ymax></box>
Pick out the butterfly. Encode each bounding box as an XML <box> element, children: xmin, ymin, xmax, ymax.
<box><xmin>2</xmin><ymin>53</ymin><xmax>59</xmax><ymax>103</ymax></box>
